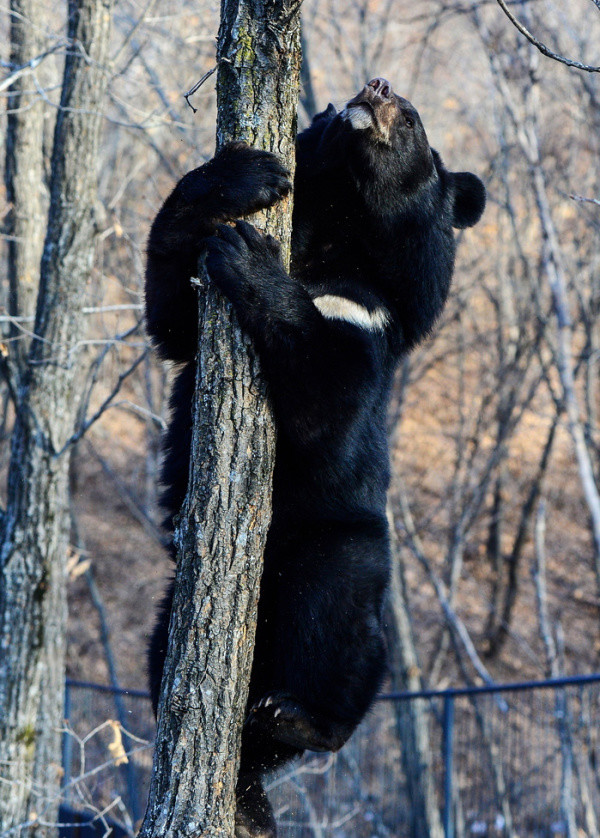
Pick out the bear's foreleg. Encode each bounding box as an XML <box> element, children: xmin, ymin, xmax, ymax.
<box><xmin>145</xmin><ymin>145</ymin><xmax>291</xmax><ymax>362</ymax></box>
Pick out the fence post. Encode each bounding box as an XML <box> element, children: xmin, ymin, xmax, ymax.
<box><xmin>442</xmin><ymin>694</ymin><xmax>455</xmax><ymax>838</ymax></box>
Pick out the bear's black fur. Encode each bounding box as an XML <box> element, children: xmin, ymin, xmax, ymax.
<box><xmin>145</xmin><ymin>78</ymin><xmax>485</xmax><ymax>837</ymax></box>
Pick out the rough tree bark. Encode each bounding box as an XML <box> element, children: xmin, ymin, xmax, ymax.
<box><xmin>0</xmin><ymin>0</ymin><xmax>114</xmax><ymax>832</ymax></box>
<box><xmin>139</xmin><ymin>2</ymin><xmax>302</xmax><ymax>836</ymax></box>
<box><xmin>4</xmin><ymin>0</ymin><xmax>47</xmax><ymax>368</ymax></box>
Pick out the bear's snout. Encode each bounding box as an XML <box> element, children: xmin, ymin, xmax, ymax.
<box><xmin>367</xmin><ymin>77</ymin><xmax>393</xmax><ymax>100</ymax></box>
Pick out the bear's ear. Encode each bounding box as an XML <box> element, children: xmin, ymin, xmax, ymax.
<box><xmin>313</xmin><ymin>103</ymin><xmax>337</xmax><ymax>122</ymax></box>
<box><xmin>450</xmin><ymin>172</ymin><xmax>486</xmax><ymax>229</ymax></box>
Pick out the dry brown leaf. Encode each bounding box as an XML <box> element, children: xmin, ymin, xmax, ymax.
<box><xmin>107</xmin><ymin>720</ymin><xmax>128</xmax><ymax>766</ymax></box>
<box><xmin>70</xmin><ymin>558</ymin><xmax>92</xmax><ymax>580</ymax></box>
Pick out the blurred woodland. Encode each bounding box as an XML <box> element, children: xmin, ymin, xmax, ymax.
<box><xmin>1</xmin><ymin>0</ymin><xmax>600</xmax><ymax>813</ymax></box>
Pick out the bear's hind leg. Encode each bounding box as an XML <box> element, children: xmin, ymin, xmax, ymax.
<box><xmin>243</xmin><ymin>521</ymin><xmax>389</xmax><ymax>761</ymax></box>
<box><xmin>235</xmin><ymin>773</ymin><xmax>277</xmax><ymax>838</ymax></box>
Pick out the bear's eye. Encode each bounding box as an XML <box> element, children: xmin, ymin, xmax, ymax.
<box><xmin>405</xmin><ymin>116</ymin><xmax>414</xmax><ymax>128</ymax></box>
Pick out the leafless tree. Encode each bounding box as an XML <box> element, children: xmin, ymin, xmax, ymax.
<box><xmin>0</xmin><ymin>0</ymin><xmax>114</xmax><ymax>832</ymax></box>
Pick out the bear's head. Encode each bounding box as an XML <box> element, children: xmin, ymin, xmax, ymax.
<box><xmin>342</xmin><ymin>78</ymin><xmax>434</xmax><ymax>185</ymax></box>
<box><xmin>307</xmin><ymin>78</ymin><xmax>485</xmax><ymax>230</ymax></box>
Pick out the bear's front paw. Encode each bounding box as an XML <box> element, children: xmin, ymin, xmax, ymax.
<box><xmin>174</xmin><ymin>145</ymin><xmax>291</xmax><ymax>218</ymax></box>
<box><xmin>204</xmin><ymin>221</ymin><xmax>284</xmax><ymax>300</ymax></box>
<box><xmin>212</xmin><ymin>143</ymin><xmax>292</xmax><ymax>217</ymax></box>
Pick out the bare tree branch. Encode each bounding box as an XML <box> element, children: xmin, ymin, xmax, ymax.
<box><xmin>494</xmin><ymin>0</ymin><xmax>600</xmax><ymax>71</ymax></box>
<box><xmin>0</xmin><ymin>40</ymin><xmax>67</xmax><ymax>93</ymax></box>
<box><xmin>394</xmin><ymin>477</ymin><xmax>507</xmax><ymax>704</ymax></box>
<box><xmin>571</xmin><ymin>194</ymin><xmax>600</xmax><ymax>207</ymax></box>
<box><xmin>57</xmin><ymin>348</ymin><xmax>148</xmax><ymax>456</ymax></box>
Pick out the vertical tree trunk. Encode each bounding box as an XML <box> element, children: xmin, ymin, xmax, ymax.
<box><xmin>139</xmin><ymin>3</ymin><xmax>302</xmax><ymax>836</ymax></box>
<box><xmin>385</xmin><ymin>504</ymin><xmax>444</xmax><ymax>838</ymax></box>
<box><xmin>300</xmin><ymin>23</ymin><xmax>318</xmax><ymax>121</ymax></box>
<box><xmin>0</xmin><ymin>1</ymin><xmax>113</xmax><ymax>833</ymax></box>
<box><xmin>523</xmin><ymin>74</ymin><xmax>600</xmax><ymax>598</ymax></box>
<box><xmin>4</xmin><ymin>0</ymin><xmax>48</xmax><ymax>367</ymax></box>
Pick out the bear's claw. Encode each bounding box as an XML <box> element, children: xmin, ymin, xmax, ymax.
<box><xmin>247</xmin><ymin>691</ymin><xmax>350</xmax><ymax>753</ymax></box>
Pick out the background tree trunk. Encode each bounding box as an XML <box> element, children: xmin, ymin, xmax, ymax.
<box><xmin>0</xmin><ymin>0</ymin><xmax>113</xmax><ymax>832</ymax></box>
<box><xmin>139</xmin><ymin>2</ymin><xmax>302</xmax><ymax>836</ymax></box>
<box><xmin>385</xmin><ymin>502</ymin><xmax>444</xmax><ymax>838</ymax></box>
<box><xmin>4</xmin><ymin>0</ymin><xmax>48</xmax><ymax>368</ymax></box>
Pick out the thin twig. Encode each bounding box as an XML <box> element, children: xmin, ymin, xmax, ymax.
<box><xmin>111</xmin><ymin>0</ymin><xmax>158</xmax><ymax>66</ymax></box>
<box><xmin>183</xmin><ymin>65</ymin><xmax>217</xmax><ymax>113</ymax></box>
<box><xmin>85</xmin><ymin>440</ymin><xmax>169</xmax><ymax>547</ymax></box>
<box><xmin>494</xmin><ymin>0</ymin><xmax>600</xmax><ymax>72</ymax></box>
<box><xmin>570</xmin><ymin>194</ymin><xmax>600</xmax><ymax>208</ymax></box>
<box><xmin>57</xmin><ymin>349</ymin><xmax>148</xmax><ymax>456</ymax></box>
<box><xmin>183</xmin><ymin>57</ymin><xmax>232</xmax><ymax>113</ymax></box>
<box><xmin>82</xmin><ymin>304</ymin><xmax>143</xmax><ymax>314</ymax></box>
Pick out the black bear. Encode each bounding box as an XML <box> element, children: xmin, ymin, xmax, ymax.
<box><xmin>145</xmin><ymin>77</ymin><xmax>485</xmax><ymax>837</ymax></box>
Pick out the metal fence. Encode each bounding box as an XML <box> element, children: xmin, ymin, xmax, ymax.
<box><xmin>62</xmin><ymin>674</ymin><xmax>600</xmax><ymax>837</ymax></box>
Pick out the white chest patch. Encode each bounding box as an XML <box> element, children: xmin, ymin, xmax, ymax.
<box><xmin>313</xmin><ymin>295</ymin><xmax>390</xmax><ymax>331</ymax></box>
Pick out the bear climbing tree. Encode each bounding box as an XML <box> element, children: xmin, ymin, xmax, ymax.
<box><xmin>144</xmin><ymin>78</ymin><xmax>485</xmax><ymax>838</ymax></box>
<box><xmin>138</xmin><ymin>1</ymin><xmax>302</xmax><ymax>836</ymax></box>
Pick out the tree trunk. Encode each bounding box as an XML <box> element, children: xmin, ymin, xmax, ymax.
<box><xmin>4</xmin><ymin>0</ymin><xmax>48</xmax><ymax>368</ymax></box>
<box><xmin>523</xmin><ymin>72</ymin><xmax>600</xmax><ymax>598</ymax></box>
<box><xmin>139</xmin><ymin>3</ymin><xmax>302</xmax><ymax>837</ymax></box>
<box><xmin>300</xmin><ymin>23</ymin><xmax>318</xmax><ymax>121</ymax></box>
<box><xmin>385</xmin><ymin>503</ymin><xmax>444</xmax><ymax>838</ymax></box>
<box><xmin>0</xmin><ymin>1</ymin><xmax>113</xmax><ymax>833</ymax></box>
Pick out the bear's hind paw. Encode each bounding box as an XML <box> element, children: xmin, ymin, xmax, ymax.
<box><xmin>246</xmin><ymin>691</ymin><xmax>350</xmax><ymax>753</ymax></box>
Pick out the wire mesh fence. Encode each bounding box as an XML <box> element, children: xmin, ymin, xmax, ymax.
<box><xmin>61</xmin><ymin>681</ymin><xmax>155</xmax><ymax>835</ymax></box>
<box><xmin>62</xmin><ymin>674</ymin><xmax>600</xmax><ymax>837</ymax></box>
<box><xmin>383</xmin><ymin>676</ymin><xmax>600</xmax><ymax>838</ymax></box>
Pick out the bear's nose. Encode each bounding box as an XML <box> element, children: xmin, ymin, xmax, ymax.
<box><xmin>367</xmin><ymin>78</ymin><xmax>393</xmax><ymax>99</ymax></box>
